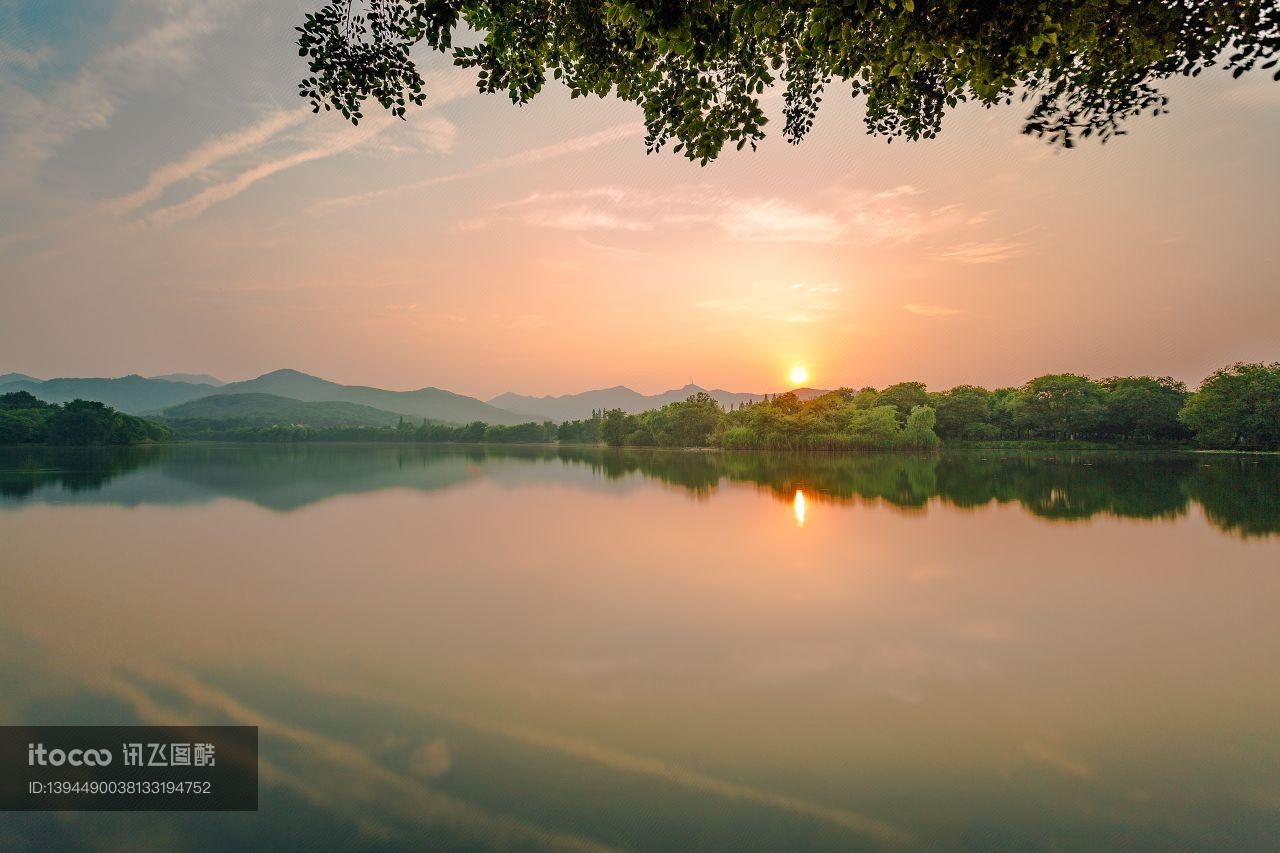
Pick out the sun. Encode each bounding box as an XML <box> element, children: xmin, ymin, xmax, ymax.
<box><xmin>789</xmin><ymin>366</ymin><xmax>809</xmax><ymax>385</ymax></box>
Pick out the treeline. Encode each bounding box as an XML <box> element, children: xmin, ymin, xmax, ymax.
<box><xmin>0</xmin><ymin>392</ymin><xmax>171</xmax><ymax>445</ymax></box>
<box><xmin>933</xmin><ymin>362</ymin><xmax>1278</xmax><ymax>448</ymax></box>
<box><xmin>580</xmin><ymin>361</ymin><xmax>1279</xmax><ymax>451</ymax></box>
<box><xmin>591</xmin><ymin>391</ymin><xmax>940</xmax><ymax>450</ymax></box>
<box><xmin>167</xmin><ymin>417</ymin><xmax>560</xmax><ymax>444</ymax></box>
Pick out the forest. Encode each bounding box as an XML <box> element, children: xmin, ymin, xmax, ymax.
<box><xmin>578</xmin><ymin>363</ymin><xmax>1280</xmax><ymax>451</ymax></box>
<box><xmin>0</xmin><ymin>392</ymin><xmax>172</xmax><ymax>445</ymax></box>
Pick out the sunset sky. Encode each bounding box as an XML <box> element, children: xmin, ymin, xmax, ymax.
<box><xmin>2</xmin><ymin>0</ymin><xmax>1277</xmax><ymax>398</ymax></box>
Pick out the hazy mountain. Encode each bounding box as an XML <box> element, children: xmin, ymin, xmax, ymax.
<box><xmin>0</xmin><ymin>373</ymin><xmax>39</xmax><ymax>386</ymax></box>
<box><xmin>489</xmin><ymin>383</ymin><xmax>831</xmax><ymax>421</ymax></box>
<box><xmin>160</xmin><ymin>393</ymin><xmax>417</xmax><ymax>428</ymax></box>
<box><xmin>210</xmin><ymin>369</ymin><xmax>529</xmax><ymax>425</ymax></box>
<box><xmin>150</xmin><ymin>372</ymin><xmax>225</xmax><ymax>386</ymax></box>
<box><xmin>0</xmin><ymin>375</ymin><xmax>216</xmax><ymax>413</ymax></box>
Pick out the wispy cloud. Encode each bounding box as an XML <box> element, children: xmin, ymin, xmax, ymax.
<box><xmin>903</xmin><ymin>303</ymin><xmax>961</xmax><ymax>317</ymax></box>
<box><xmin>478</xmin><ymin>181</ymin><xmax>992</xmax><ymax>248</ymax></box>
<box><xmin>696</xmin><ymin>282</ymin><xmax>846</xmax><ymax>326</ymax></box>
<box><xmin>720</xmin><ymin>198</ymin><xmax>845</xmax><ymax>243</ymax></box>
<box><xmin>111</xmin><ymin>108</ymin><xmax>310</xmax><ymax>214</ymax></box>
<box><xmin>109</xmin><ymin>62</ymin><xmax>468</xmax><ymax>225</ymax></box>
<box><xmin>0</xmin><ymin>42</ymin><xmax>53</xmax><ymax>71</ymax></box>
<box><xmin>3</xmin><ymin>0</ymin><xmax>238</xmax><ymax>167</ymax></box>
<box><xmin>936</xmin><ymin>241</ymin><xmax>1029</xmax><ymax>264</ymax></box>
<box><xmin>1023</xmin><ymin>739</ymin><xmax>1098</xmax><ymax>782</ymax></box>
<box><xmin>305</xmin><ymin>123</ymin><xmax>639</xmax><ymax>217</ymax></box>
<box><xmin>143</xmin><ymin>119</ymin><xmax>391</xmax><ymax>225</ymax></box>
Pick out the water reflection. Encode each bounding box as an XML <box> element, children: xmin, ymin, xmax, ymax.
<box><xmin>2</xmin><ymin>444</ymin><xmax>1276</xmax><ymax>537</ymax></box>
<box><xmin>1</xmin><ymin>443</ymin><xmax>1278</xmax><ymax>850</ymax></box>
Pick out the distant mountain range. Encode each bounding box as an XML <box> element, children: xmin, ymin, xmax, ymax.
<box><xmin>210</xmin><ymin>369</ymin><xmax>527</xmax><ymax>425</ymax></box>
<box><xmin>0</xmin><ymin>375</ymin><xmax>219</xmax><ymax>413</ymax></box>
<box><xmin>490</xmin><ymin>384</ymin><xmax>830</xmax><ymax>421</ymax></box>
<box><xmin>1</xmin><ymin>368</ymin><xmax>828</xmax><ymax>426</ymax></box>
<box><xmin>150</xmin><ymin>372</ymin><xmax>226</xmax><ymax>386</ymax></box>
<box><xmin>0</xmin><ymin>370</ymin><xmax>526</xmax><ymax>425</ymax></box>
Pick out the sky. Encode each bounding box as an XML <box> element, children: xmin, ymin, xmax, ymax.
<box><xmin>1</xmin><ymin>0</ymin><xmax>1277</xmax><ymax>399</ymax></box>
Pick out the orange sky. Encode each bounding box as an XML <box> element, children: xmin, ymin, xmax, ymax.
<box><xmin>1</xmin><ymin>2</ymin><xmax>1277</xmax><ymax>397</ymax></box>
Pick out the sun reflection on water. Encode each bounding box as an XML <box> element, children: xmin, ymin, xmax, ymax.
<box><xmin>793</xmin><ymin>489</ymin><xmax>806</xmax><ymax>527</ymax></box>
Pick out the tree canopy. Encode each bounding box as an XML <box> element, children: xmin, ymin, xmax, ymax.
<box><xmin>1179</xmin><ymin>362</ymin><xmax>1280</xmax><ymax>450</ymax></box>
<box><xmin>0</xmin><ymin>394</ymin><xmax>172</xmax><ymax>446</ymax></box>
<box><xmin>297</xmin><ymin>0</ymin><xmax>1279</xmax><ymax>162</ymax></box>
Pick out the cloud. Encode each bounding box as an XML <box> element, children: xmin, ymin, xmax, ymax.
<box><xmin>526</xmin><ymin>207</ymin><xmax>652</xmax><ymax>232</ymax></box>
<box><xmin>720</xmin><ymin>198</ymin><xmax>846</xmax><ymax>243</ymax></box>
<box><xmin>1023</xmin><ymin>739</ymin><xmax>1098</xmax><ymax>782</ymax></box>
<box><xmin>0</xmin><ymin>42</ymin><xmax>53</xmax><ymax>71</ymax></box>
<box><xmin>492</xmin><ymin>188</ymin><xmax>650</xmax><ymax>232</ymax></box>
<box><xmin>903</xmin><ymin>303</ymin><xmax>961</xmax><ymax>317</ymax></box>
<box><xmin>479</xmin><ymin>181</ymin><xmax>994</xmax><ymax>250</ymax></box>
<box><xmin>109</xmin><ymin>60</ymin><xmax>467</xmax><ymax>225</ymax></box>
<box><xmin>111</xmin><ymin>108</ymin><xmax>310</xmax><ymax>214</ymax></box>
<box><xmin>306</xmin><ymin>123</ymin><xmax>639</xmax><ymax>218</ymax></box>
<box><xmin>696</xmin><ymin>282</ymin><xmax>846</xmax><ymax>326</ymax></box>
<box><xmin>409</xmin><ymin>737</ymin><xmax>452</xmax><ymax>778</ymax></box>
<box><xmin>4</xmin><ymin>0</ymin><xmax>238</xmax><ymax>167</ymax></box>
<box><xmin>481</xmin><ymin>188</ymin><xmax>851</xmax><ymax>243</ymax></box>
<box><xmin>936</xmin><ymin>241</ymin><xmax>1029</xmax><ymax>264</ymax></box>
<box><xmin>143</xmin><ymin>119</ymin><xmax>392</xmax><ymax>225</ymax></box>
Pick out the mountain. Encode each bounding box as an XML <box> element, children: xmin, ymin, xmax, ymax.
<box><xmin>0</xmin><ymin>375</ymin><xmax>217</xmax><ymax>413</ymax></box>
<box><xmin>0</xmin><ymin>373</ymin><xmax>39</xmax><ymax>386</ymax></box>
<box><xmin>488</xmin><ymin>383</ymin><xmax>831</xmax><ymax>422</ymax></box>
<box><xmin>209</xmin><ymin>369</ymin><xmax>529</xmax><ymax>425</ymax></box>
<box><xmin>160</xmin><ymin>393</ymin><xmax>417</xmax><ymax>428</ymax></box>
<box><xmin>150</xmin><ymin>372</ymin><xmax>225</xmax><ymax>386</ymax></box>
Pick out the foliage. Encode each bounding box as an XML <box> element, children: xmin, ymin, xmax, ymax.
<box><xmin>597</xmin><ymin>389</ymin><xmax>938</xmax><ymax>450</ymax></box>
<box><xmin>160</xmin><ymin>392</ymin><xmax>413</xmax><ymax>428</ymax></box>
<box><xmin>557</xmin><ymin>411</ymin><xmax>604</xmax><ymax>443</ymax></box>
<box><xmin>0</xmin><ymin>394</ymin><xmax>171</xmax><ymax>446</ymax></box>
<box><xmin>1008</xmin><ymin>373</ymin><xmax>1107</xmax><ymax>440</ymax></box>
<box><xmin>165</xmin><ymin>416</ymin><xmax>558</xmax><ymax>444</ymax></box>
<box><xmin>1178</xmin><ymin>362</ymin><xmax>1280</xmax><ymax>449</ymax></box>
<box><xmin>876</xmin><ymin>382</ymin><xmax>930</xmax><ymax>423</ymax></box>
<box><xmin>1097</xmin><ymin>376</ymin><xmax>1189</xmax><ymax>440</ymax></box>
<box><xmin>298</xmin><ymin>0</ymin><xmax>1280</xmax><ymax>162</ymax></box>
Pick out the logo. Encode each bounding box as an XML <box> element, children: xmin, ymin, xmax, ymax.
<box><xmin>27</xmin><ymin>744</ymin><xmax>112</xmax><ymax>767</ymax></box>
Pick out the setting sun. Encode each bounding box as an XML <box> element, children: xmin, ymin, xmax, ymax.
<box><xmin>789</xmin><ymin>366</ymin><xmax>809</xmax><ymax>385</ymax></box>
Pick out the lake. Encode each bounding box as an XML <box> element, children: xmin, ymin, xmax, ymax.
<box><xmin>1</xmin><ymin>444</ymin><xmax>1277</xmax><ymax>851</ymax></box>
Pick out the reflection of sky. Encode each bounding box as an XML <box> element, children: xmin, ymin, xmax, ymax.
<box><xmin>1</xmin><ymin>452</ymin><xmax>1278</xmax><ymax>849</ymax></box>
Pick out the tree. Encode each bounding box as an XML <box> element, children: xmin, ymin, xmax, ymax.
<box><xmin>601</xmin><ymin>408</ymin><xmax>630</xmax><ymax>447</ymax></box>
<box><xmin>1010</xmin><ymin>374</ymin><xmax>1106</xmax><ymax>440</ymax></box>
<box><xmin>876</xmin><ymin>382</ymin><xmax>929</xmax><ymax>423</ymax></box>
<box><xmin>656</xmin><ymin>392</ymin><xmax>723</xmax><ymax>447</ymax></box>
<box><xmin>902</xmin><ymin>405</ymin><xmax>940</xmax><ymax>449</ymax></box>
<box><xmin>0</xmin><ymin>391</ymin><xmax>47</xmax><ymax>410</ymax></box>
<box><xmin>1179</xmin><ymin>362</ymin><xmax>1280</xmax><ymax>449</ymax></box>
<box><xmin>930</xmin><ymin>384</ymin><xmax>991</xmax><ymax>440</ymax></box>
<box><xmin>1099</xmin><ymin>376</ymin><xmax>1189</xmax><ymax>440</ymax></box>
<box><xmin>298</xmin><ymin>1</ymin><xmax>1279</xmax><ymax>163</ymax></box>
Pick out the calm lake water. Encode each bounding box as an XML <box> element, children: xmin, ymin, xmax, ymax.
<box><xmin>1</xmin><ymin>444</ymin><xmax>1277</xmax><ymax>851</ymax></box>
